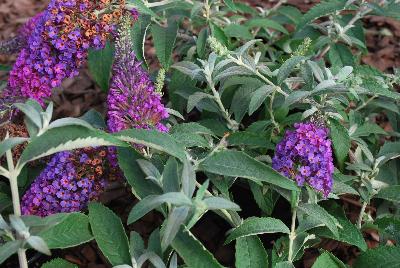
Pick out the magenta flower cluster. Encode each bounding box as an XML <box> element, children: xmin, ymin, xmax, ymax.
<box><xmin>106</xmin><ymin>23</ymin><xmax>168</xmax><ymax>133</ymax></box>
<box><xmin>22</xmin><ymin>149</ymin><xmax>108</xmax><ymax>216</ymax></box>
<box><xmin>272</xmin><ymin>122</ymin><xmax>334</xmax><ymax>197</ymax></box>
<box><xmin>5</xmin><ymin>0</ymin><xmax>126</xmax><ymax>103</ymax></box>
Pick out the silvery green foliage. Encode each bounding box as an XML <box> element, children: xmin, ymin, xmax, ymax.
<box><xmin>1</xmin><ymin>0</ymin><xmax>400</xmax><ymax>267</ymax></box>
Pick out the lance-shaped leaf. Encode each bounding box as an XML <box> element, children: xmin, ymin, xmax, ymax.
<box><xmin>354</xmin><ymin>246</ymin><xmax>400</xmax><ymax>268</ymax></box>
<box><xmin>41</xmin><ymin>258</ymin><xmax>78</xmax><ymax>268</ymax></box>
<box><xmin>161</xmin><ymin>206</ymin><xmax>189</xmax><ymax>251</ymax></box>
<box><xmin>0</xmin><ymin>240</ymin><xmax>21</xmax><ymax>265</ymax></box>
<box><xmin>128</xmin><ymin>192</ymin><xmax>192</xmax><ymax>224</ymax></box>
<box><xmin>0</xmin><ymin>137</ymin><xmax>29</xmax><ymax>159</ymax></box>
<box><xmin>171</xmin><ymin>227</ymin><xmax>224</xmax><ymax>268</ymax></box>
<box><xmin>375</xmin><ymin>185</ymin><xmax>400</xmax><ymax>203</ymax></box>
<box><xmin>277</xmin><ymin>56</ymin><xmax>306</xmax><ymax>85</ymax></box>
<box><xmin>39</xmin><ymin>213</ymin><xmax>93</xmax><ymax>249</ymax></box>
<box><xmin>225</xmin><ymin>217</ymin><xmax>289</xmax><ymax>244</ymax></box>
<box><xmin>298</xmin><ymin>203</ymin><xmax>339</xmax><ymax>238</ymax></box>
<box><xmin>235</xmin><ymin>236</ymin><xmax>269</xmax><ymax>268</ymax></box>
<box><xmin>89</xmin><ymin>203</ymin><xmax>131</xmax><ymax>266</ymax></box>
<box><xmin>115</xmin><ymin>128</ymin><xmax>186</xmax><ymax>162</ymax></box>
<box><xmin>198</xmin><ymin>150</ymin><xmax>299</xmax><ymax>191</ymax></box>
<box><xmin>151</xmin><ymin>21</ymin><xmax>178</xmax><ymax>69</ymax></box>
<box><xmin>18</xmin><ymin>125</ymin><xmax>126</xmax><ymax>168</ymax></box>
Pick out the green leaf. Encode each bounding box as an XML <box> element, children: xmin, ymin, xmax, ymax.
<box><xmin>89</xmin><ymin>203</ymin><xmax>131</xmax><ymax>266</ymax></box>
<box><xmin>227</xmin><ymin>131</ymin><xmax>270</xmax><ymax>148</ymax></box>
<box><xmin>329</xmin><ymin>118</ymin><xmax>350</xmax><ymax>169</ymax></box>
<box><xmin>161</xmin><ymin>206</ymin><xmax>189</xmax><ymax>251</ymax></box>
<box><xmin>118</xmin><ymin>147</ymin><xmax>162</xmax><ymax>198</ymax></box>
<box><xmin>226</xmin><ymin>217</ymin><xmax>289</xmax><ymax>244</ymax></box>
<box><xmin>245</xmin><ymin>18</ymin><xmax>288</xmax><ymax>34</ymax></box>
<box><xmin>352</xmin><ymin>123</ymin><xmax>387</xmax><ymax>137</ymax></box>
<box><xmin>41</xmin><ymin>258</ymin><xmax>78</xmax><ymax>268</ymax></box>
<box><xmin>354</xmin><ymin>246</ymin><xmax>400</xmax><ymax>268</ymax></box>
<box><xmin>18</xmin><ymin>125</ymin><xmax>125</xmax><ymax>167</ymax></box>
<box><xmin>210</xmin><ymin>22</ymin><xmax>229</xmax><ymax>47</ymax></box>
<box><xmin>162</xmin><ymin>157</ymin><xmax>181</xmax><ymax>193</ymax></box>
<box><xmin>375</xmin><ymin>217</ymin><xmax>400</xmax><ymax>244</ymax></box>
<box><xmin>328</xmin><ymin>44</ymin><xmax>354</xmax><ymax>67</ymax></box>
<box><xmin>298</xmin><ymin>203</ymin><xmax>339</xmax><ymax>237</ymax></box>
<box><xmin>224</xmin><ymin>24</ymin><xmax>253</xmax><ymax>40</ymax></box>
<box><xmin>151</xmin><ymin>21</ymin><xmax>178</xmax><ymax>69</ymax></box>
<box><xmin>277</xmin><ymin>56</ymin><xmax>306</xmax><ymax>85</ymax></box>
<box><xmin>0</xmin><ymin>137</ymin><xmax>29</xmax><ymax>159</ymax></box>
<box><xmin>231</xmin><ymin>85</ymin><xmax>257</xmax><ymax>122</ymax></box>
<box><xmin>0</xmin><ymin>240</ymin><xmax>21</xmax><ymax>265</ymax></box>
<box><xmin>284</xmin><ymin>91</ymin><xmax>311</xmax><ymax>106</ymax></box>
<box><xmin>131</xmin><ymin>15</ymin><xmax>151</xmax><ymax>66</ymax></box>
<box><xmin>39</xmin><ymin>213</ymin><xmax>93</xmax><ymax>249</ymax></box>
<box><xmin>79</xmin><ymin>109</ymin><xmax>106</xmax><ymax>129</ymax></box>
<box><xmin>198</xmin><ymin>150</ymin><xmax>299</xmax><ymax>191</ymax></box>
<box><xmin>0</xmin><ymin>192</ymin><xmax>11</xmax><ymax>212</ymax></box>
<box><xmin>171</xmin><ymin>228</ymin><xmax>224</xmax><ymax>268</ymax></box>
<box><xmin>116</xmin><ymin>128</ymin><xmax>186</xmax><ymax>162</ymax></box>
<box><xmin>127</xmin><ymin>192</ymin><xmax>192</xmax><ymax>224</ymax></box>
<box><xmin>27</xmin><ymin>236</ymin><xmax>50</xmax><ymax>255</ymax></box>
<box><xmin>278</xmin><ymin>6</ymin><xmax>302</xmax><ymax>24</ymax></box>
<box><xmin>223</xmin><ymin>0</ymin><xmax>237</xmax><ymax>12</ymax></box>
<box><xmin>127</xmin><ymin>0</ymin><xmax>158</xmax><ymax>17</ymax></box>
<box><xmin>88</xmin><ymin>41</ymin><xmax>115</xmax><ymax>92</ymax></box>
<box><xmin>203</xmin><ymin>197</ymin><xmax>240</xmax><ymax>210</ymax></box>
<box><xmin>312</xmin><ymin>205</ymin><xmax>367</xmax><ymax>251</ymax></box>
<box><xmin>235</xmin><ymin>236</ymin><xmax>269</xmax><ymax>268</ymax></box>
<box><xmin>275</xmin><ymin>261</ymin><xmax>295</xmax><ymax>268</ymax></box>
<box><xmin>312</xmin><ymin>251</ymin><xmax>346</xmax><ymax>268</ymax></box>
<box><xmin>376</xmin><ymin>185</ymin><xmax>400</xmax><ymax>203</ymax></box>
<box><xmin>197</xmin><ymin>28</ymin><xmax>209</xmax><ymax>58</ymax></box>
<box><xmin>248</xmin><ymin>85</ymin><xmax>274</xmax><ymax>115</ymax></box>
<box><xmin>297</xmin><ymin>0</ymin><xmax>347</xmax><ymax>30</ymax></box>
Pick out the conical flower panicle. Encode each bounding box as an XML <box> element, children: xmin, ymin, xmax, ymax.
<box><xmin>106</xmin><ymin>16</ymin><xmax>169</xmax><ymax>133</ymax></box>
<box><xmin>21</xmin><ymin>147</ymin><xmax>116</xmax><ymax>216</ymax></box>
<box><xmin>272</xmin><ymin>122</ymin><xmax>334</xmax><ymax>197</ymax></box>
<box><xmin>5</xmin><ymin>0</ymin><xmax>128</xmax><ymax>104</ymax></box>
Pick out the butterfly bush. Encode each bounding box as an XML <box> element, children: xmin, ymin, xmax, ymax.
<box><xmin>21</xmin><ymin>147</ymin><xmax>114</xmax><ymax>216</ymax></box>
<box><xmin>4</xmin><ymin>0</ymin><xmax>127</xmax><ymax>103</ymax></box>
<box><xmin>272</xmin><ymin>122</ymin><xmax>334</xmax><ymax>197</ymax></box>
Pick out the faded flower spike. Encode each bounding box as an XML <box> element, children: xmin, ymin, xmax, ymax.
<box><xmin>272</xmin><ymin>122</ymin><xmax>334</xmax><ymax>197</ymax></box>
<box><xmin>21</xmin><ymin>148</ymin><xmax>113</xmax><ymax>216</ymax></box>
<box><xmin>208</xmin><ymin>36</ymin><xmax>229</xmax><ymax>56</ymax></box>
<box><xmin>107</xmin><ymin>16</ymin><xmax>169</xmax><ymax>133</ymax></box>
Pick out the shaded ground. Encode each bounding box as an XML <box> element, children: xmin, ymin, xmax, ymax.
<box><xmin>1</xmin><ymin>0</ymin><xmax>399</xmax><ymax>267</ymax></box>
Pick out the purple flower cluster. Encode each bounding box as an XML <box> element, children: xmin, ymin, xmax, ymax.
<box><xmin>106</xmin><ymin>18</ymin><xmax>169</xmax><ymax>133</ymax></box>
<box><xmin>272</xmin><ymin>122</ymin><xmax>334</xmax><ymax>197</ymax></box>
<box><xmin>21</xmin><ymin>148</ymin><xmax>110</xmax><ymax>216</ymax></box>
<box><xmin>5</xmin><ymin>0</ymin><xmax>127</xmax><ymax>103</ymax></box>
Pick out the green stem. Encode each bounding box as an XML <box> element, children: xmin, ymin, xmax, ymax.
<box><xmin>268</xmin><ymin>91</ymin><xmax>279</xmax><ymax>131</ymax></box>
<box><xmin>6</xmin><ymin>149</ymin><xmax>28</xmax><ymax>268</ymax></box>
<box><xmin>288</xmin><ymin>206</ymin><xmax>297</xmax><ymax>262</ymax></box>
<box><xmin>209</xmin><ymin>81</ymin><xmax>239</xmax><ymax>131</ymax></box>
<box><xmin>355</xmin><ymin>95</ymin><xmax>378</xmax><ymax>111</ymax></box>
<box><xmin>357</xmin><ymin>201</ymin><xmax>368</xmax><ymax>229</ymax></box>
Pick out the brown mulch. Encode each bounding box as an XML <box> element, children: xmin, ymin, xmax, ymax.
<box><xmin>0</xmin><ymin>1</ymin><xmax>399</xmax><ymax>268</ymax></box>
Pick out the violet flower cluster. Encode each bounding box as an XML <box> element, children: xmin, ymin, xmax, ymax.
<box><xmin>21</xmin><ymin>148</ymin><xmax>111</xmax><ymax>216</ymax></box>
<box><xmin>5</xmin><ymin>0</ymin><xmax>127</xmax><ymax>103</ymax></box>
<box><xmin>106</xmin><ymin>17</ymin><xmax>169</xmax><ymax>134</ymax></box>
<box><xmin>272</xmin><ymin>122</ymin><xmax>334</xmax><ymax>197</ymax></box>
